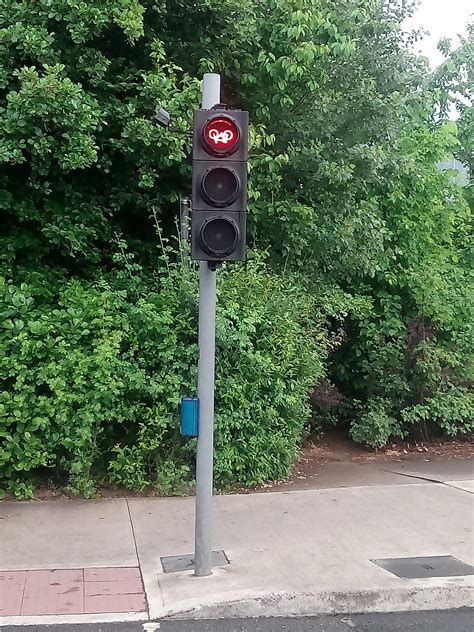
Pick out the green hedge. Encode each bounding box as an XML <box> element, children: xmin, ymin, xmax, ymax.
<box><xmin>0</xmin><ymin>251</ymin><xmax>326</xmax><ymax>498</ymax></box>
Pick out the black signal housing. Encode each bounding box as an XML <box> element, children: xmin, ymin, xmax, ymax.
<box><xmin>191</xmin><ymin>108</ymin><xmax>248</xmax><ymax>263</ymax></box>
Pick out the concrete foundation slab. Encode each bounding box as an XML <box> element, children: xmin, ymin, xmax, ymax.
<box><xmin>446</xmin><ymin>480</ymin><xmax>474</xmax><ymax>493</ymax></box>
<box><xmin>129</xmin><ymin>482</ymin><xmax>474</xmax><ymax>618</ymax></box>
<box><xmin>0</xmin><ymin>500</ymin><xmax>137</xmax><ymax>570</ymax></box>
<box><xmin>386</xmin><ymin>459</ymin><xmax>473</xmax><ymax>483</ymax></box>
<box><xmin>269</xmin><ymin>462</ymin><xmax>431</xmax><ymax>492</ymax></box>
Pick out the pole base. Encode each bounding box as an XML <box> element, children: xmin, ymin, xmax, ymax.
<box><xmin>160</xmin><ymin>550</ymin><xmax>229</xmax><ymax>574</ymax></box>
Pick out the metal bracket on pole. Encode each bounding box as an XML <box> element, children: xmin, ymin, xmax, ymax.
<box><xmin>179</xmin><ymin>196</ymin><xmax>191</xmax><ymax>267</ymax></box>
<box><xmin>194</xmin><ymin>73</ymin><xmax>221</xmax><ymax>577</ymax></box>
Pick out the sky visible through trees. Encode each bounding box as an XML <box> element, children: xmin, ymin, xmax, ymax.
<box><xmin>406</xmin><ymin>0</ymin><xmax>472</xmax><ymax>68</ymax></box>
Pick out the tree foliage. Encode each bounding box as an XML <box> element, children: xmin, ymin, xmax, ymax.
<box><xmin>0</xmin><ymin>0</ymin><xmax>472</xmax><ymax>497</ymax></box>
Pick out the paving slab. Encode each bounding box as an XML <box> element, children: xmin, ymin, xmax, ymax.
<box><xmin>242</xmin><ymin>458</ymin><xmax>474</xmax><ymax>494</ymax></box>
<box><xmin>84</xmin><ymin>568</ymin><xmax>143</xmax><ymax>585</ymax></box>
<box><xmin>128</xmin><ymin>481</ymin><xmax>474</xmax><ymax>618</ymax></box>
<box><xmin>0</xmin><ymin>571</ymin><xmax>27</xmax><ymax>616</ymax></box>
<box><xmin>84</xmin><ymin>592</ymin><xmax>147</xmax><ymax>614</ymax></box>
<box><xmin>385</xmin><ymin>459</ymin><xmax>474</xmax><ymax>483</ymax></box>
<box><xmin>0</xmin><ymin>500</ymin><xmax>137</xmax><ymax>570</ymax></box>
<box><xmin>445</xmin><ymin>480</ymin><xmax>474</xmax><ymax>493</ymax></box>
<box><xmin>259</xmin><ymin>462</ymin><xmax>431</xmax><ymax>493</ymax></box>
<box><xmin>0</xmin><ymin>567</ymin><xmax>148</xmax><ymax>619</ymax></box>
<box><xmin>21</xmin><ymin>569</ymin><xmax>84</xmax><ymax>616</ymax></box>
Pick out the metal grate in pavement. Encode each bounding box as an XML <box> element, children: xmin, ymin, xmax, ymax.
<box><xmin>372</xmin><ymin>555</ymin><xmax>474</xmax><ymax>579</ymax></box>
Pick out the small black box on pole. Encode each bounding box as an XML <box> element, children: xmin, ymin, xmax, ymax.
<box><xmin>191</xmin><ymin>108</ymin><xmax>249</xmax><ymax>262</ymax></box>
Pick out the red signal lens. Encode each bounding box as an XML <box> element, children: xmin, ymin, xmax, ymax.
<box><xmin>203</xmin><ymin>116</ymin><xmax>240</xmax><ymax>156</ymax></box>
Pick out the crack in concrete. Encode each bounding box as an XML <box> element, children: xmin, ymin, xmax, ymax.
<box><xmin>126</xmin><ymin>499</ymin><xmax>151</xmax><ymax>618</ymax></box>
<box><xmin>382</xmin><ymin>469</ymin><xmax>446</xmax><ymax>484</ymax></box>
<box><xmin>382</xmin><ymin>469</ymin><xmax>474</xmax><ymax>494</ymax></box>
<box><xmin>443</xmin><ymin>482</ymin><xmax>474</xmax><ymax>495</ymax></box>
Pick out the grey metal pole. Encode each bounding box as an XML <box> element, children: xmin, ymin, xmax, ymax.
<box><xmin>194</xmin><ymin>73</ymin><xmax>220</xmax><ymax>577</ymax></box>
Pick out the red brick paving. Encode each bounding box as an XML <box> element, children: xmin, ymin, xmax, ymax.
<box><xmin>85</xmin><ymin>592</ymin><xmax>147</xmax><ymax>614</ymax></box>
<box><xmin>21</xmin><ymin>569</ymin><xmax>83</xmax><ymax>616</ymax></box>
<box><xmin>0</xmin><ymin>567</ymin><xmax>147</xmax><ymax>616</ymax></box>
<box><xmin>0</xmin><ymin>571</ymin><xmax>27</xmax><ymax>616</ymax></box>
<box><xmin>84</xmin><ymin>567</ymin><xmax>142</xmax><ymax>585</ymax></box>
<box><xmin>84</xmin><ymin>566</ymin><xmax>146</xmax><ymax>613</ymax></box>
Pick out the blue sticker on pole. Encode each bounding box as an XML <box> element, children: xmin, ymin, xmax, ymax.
<box><xmin>180</xmin><ymin>397</ymin><xmax>199</xmax><ymax>437</ymax></box>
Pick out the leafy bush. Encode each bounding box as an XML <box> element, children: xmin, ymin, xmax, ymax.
<box><xmin>0</xmin><ymin>249</ymin><xmax>326</xmax><ymax>497</ymax></box>
<box><xmin>0</xmin><ymin>0</ymin><xmax>472</xmax><ymax>497</ymax></box>
<box><xmin>350</xmin><ymin>397</ymin><xmax>404</xmax><ymax>448</ymax></box>
<box><xmin>330</xmin><ymin>123</ymin><xmax>473</xmax><ymax>446</ymax></box>
<box><xmin>402</xmin><ymin>387</ymin><xmax>474</xmax><ymax>437</ymax></box>
<box><xmin>213</xmin><ymin>261</ymin><xmax>326</xmax><ymax>486</ymax></box>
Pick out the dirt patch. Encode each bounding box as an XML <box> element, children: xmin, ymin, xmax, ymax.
<box><xmin>299</xmin><ymin>430</ymin><xmax>474</xmax><ymax>465</ymax></box>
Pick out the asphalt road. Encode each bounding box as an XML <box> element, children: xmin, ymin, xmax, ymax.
<box><xmin>3</xmin><ymin>609</ymin><xmax>473</xmax><ymax>631</ymax></box>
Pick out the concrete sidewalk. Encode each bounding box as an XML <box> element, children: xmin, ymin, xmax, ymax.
<box><xmin>1</xmin><ymin>459</ymin><xmax>473</xmax><ymax>625</ymax></box>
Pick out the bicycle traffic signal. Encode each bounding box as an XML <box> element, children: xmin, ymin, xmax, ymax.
<box><xmin>191</xmin><ymin>107</ymin><xmax>248</xmax><ymax>263</ymax></box>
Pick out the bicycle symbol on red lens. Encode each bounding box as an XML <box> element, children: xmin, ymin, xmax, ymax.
<box><xmin>208</xmin><ymin>129</ymin><xmax>234</xmax><ymax>145</ymax></box>
<box><xmin>204</xmin><ymin>117</ymin><xmax>239</xmax><ymax>154</ymax></box>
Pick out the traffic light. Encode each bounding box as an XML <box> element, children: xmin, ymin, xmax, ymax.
<box><xmin>191</xmin><ymin>107</ymin><xmax>248</xmax><ymax>263</ymax></box>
